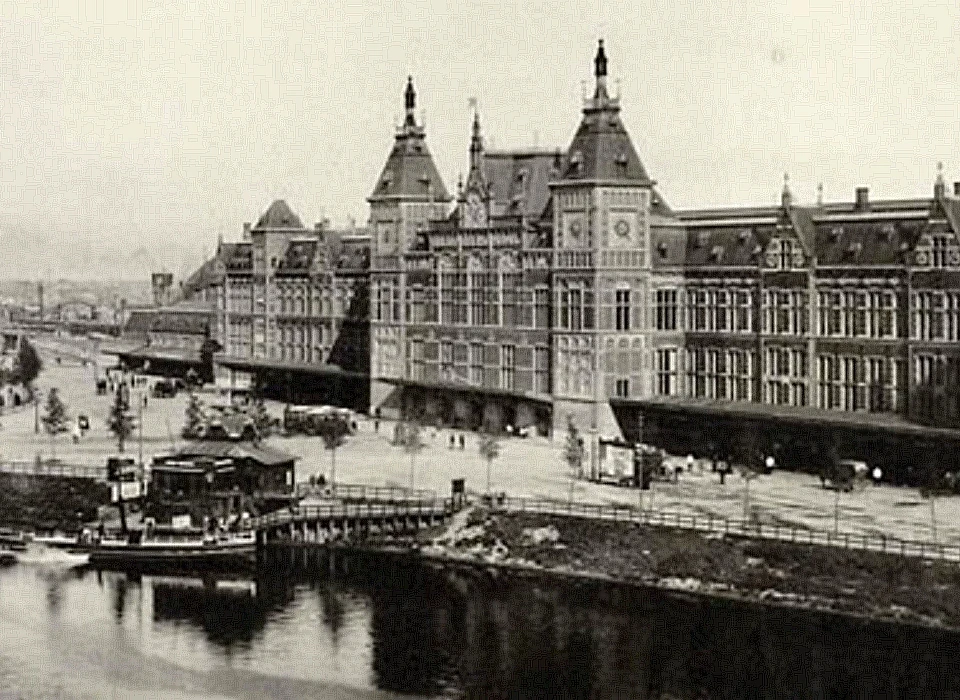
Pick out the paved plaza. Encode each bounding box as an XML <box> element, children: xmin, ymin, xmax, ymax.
<box><xmin>2</xmin><ymin>360</ymin><xmax>959</xmax><ymax>544</ymax></box>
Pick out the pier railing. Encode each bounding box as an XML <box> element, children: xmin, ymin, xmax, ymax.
<box><xmin>296</xmin><ymin>482</ymin><xmax>437</xmax><ymax>504</ymax></box>
<box><xmin>492</xmin><ymin>495</ymin><xmax>960</xmax><ymax>564</ymax></box>
<box><xmin>251</xmin><ymin>499</ymin><xmax>453</xmax><ymax>531</ymax></box>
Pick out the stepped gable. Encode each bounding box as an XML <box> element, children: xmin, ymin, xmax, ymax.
<box><xmin>559</xmin><ymin>40</ymin><xmax>653</xmax><ymax>185</ymax></box>
<box><xmin>370</xmin><ymin>77</ymin><xmax>450</xmax><ymax>202</ymax></box>
<box><xmin>254</xmin><ymin>200</ymin><xmax>305</xmax><ymax>230</ymax></box>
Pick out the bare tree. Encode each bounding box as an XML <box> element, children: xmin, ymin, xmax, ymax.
<box><xmin>478</xmin><ymin>431</ymin><xmax>502</xmax><ymax>495</ymax></box>
<box><xmin>400</xmin><ymin>421</ymin><xmax>426</xmax><ymax>490</ymax></box>
<box><xmin>919</xmin><ymin>449</ymin><xmax>954</xmax><ymax>543</ymax></box>
<box><xmin>563</xmin><ymin>417</ymin><xmax>586</xmax><ymax>505</ymax></box>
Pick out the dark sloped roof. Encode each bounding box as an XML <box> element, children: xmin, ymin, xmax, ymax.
<box><xmin>942</xmin><ymin>197</ymin><xmax>960</xmax><ymax>236</ymax></box>
<box><xmin>278</xmin><ymin>239</ymin><xmax>318</xmax><ymax>272</ymax></box>
<box><xmin>370</xmin><ymin>130</ymin><xmax>450</xmax><ymax>202</ymax></box>
<box><xmin>675</xmin><ymin>197</ymin><xmax>936</xmax><ymax>268</ymax></box>
<box><xmin>168</xmin><ymin>440</ymin><xmax>296</xmax><ymax>466</ymax></box>
<box><xmin>254</xmin><ymin>200</ymin><xmax>305</xmax><ymax>230</ymax></box>
<box><xmin>222</xmin><ymin>242</ymin><xmax>253</xmax><ymax>271</ymax></box>
<box><xmin>786</xmin><ymin>206</ymin><xmax>817</xmax><ymax>254</ymax></box>
<box><xmin>683</xmin><ymin>222</ymin><xmax>774</xmax><ymax>267</ymax></box>
<box><xmin>484</xmin><ymin>150</ymin><xmax>561</xmax><ymax>221</ymax></box>
<box><xmin>560</xmin><ymin>106</ymin><xmax>652</xmax><ymax>184</ymax></box>
<box><xmin>650</xmin><ymin>223</ymin><xmax>687</xmax><ymax>268</ymax></box>
<box><xmin>813</xmin><ymin>217</ymin><xmax>924</xmax><ymax>266</ymax></box>
<box><xmin>124</xmin><ymin>310</ymin><xmax>154</xmax><ymax>334</ymax></box>
<box><xmin>181</xmin><ymin>254</ymin><xmax>223</xmax><ymax>296</ymax></box>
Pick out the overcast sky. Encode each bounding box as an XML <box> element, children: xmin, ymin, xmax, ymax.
<box><xmin>1</xmin><ymin>0</ymin><xmax>959</xmax><ymax>279</ymax></box>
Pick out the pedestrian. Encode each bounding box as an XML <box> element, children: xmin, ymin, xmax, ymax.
<box><xmin>459</xmin><ymin>433</ymin><xmax>465</xmax><ymax>450</ymax></box>
<box><xmin>686</xmin><ymin>454</ymin><xmax>695</xmax><ymax>473</ymax></box>
<box><xmin>449</xmin><ymin>433</ymin><xmax>456</xmax><ymax>449</ymax></box>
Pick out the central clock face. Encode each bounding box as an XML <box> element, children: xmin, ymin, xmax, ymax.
<box><xmin>614</xmin><ymin>219</ymin><xmax>631</xmax><ymax>238</ymax></box>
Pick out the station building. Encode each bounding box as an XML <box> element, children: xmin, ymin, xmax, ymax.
<box><xmin>366</xmin><ymin>40</ymin><xmax>960</xmax><ymax>478</ymax></box>
<box><xmin>173</xmin><ymin>39</ymin><xmax>960</xmax><ymax>479</ymax></box>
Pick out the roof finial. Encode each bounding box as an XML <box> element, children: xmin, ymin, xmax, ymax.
<box><xmin>935</xmin><ymin>161</ymin><xmax>946</xmax><ymax>199</ymax></box>
<box><xmin>816</xmin><ymin>182</ymin><xmax>823</xmax><ymax>207</ymax></box>
<box><xmin>593</xmin><ymin>39</ymin><xmax>609</xmax><ymax>102</ymax></box>
<box><xmin>594</xmin><ymin>39</ymin><xmax>608</xmax><ymax>78</ymax></box>
<box><xmin>781</xmin><ymin>172</ymin><xmax>792</xmax><ymax>208</ymax></box>
<box><xmin>404</xmin><ymin>76</ymin><xmax>416</xmax><ymax>127</ymax></box>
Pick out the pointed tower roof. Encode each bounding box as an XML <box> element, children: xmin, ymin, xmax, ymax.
<box><xmin>369</xmin><ymin>77</ymin><xmax>451</xmax><ymax>203</ymax></box>
<box><xmin>464</xmin><ymin>108</ymin><xmax>489</xmax><ymax>196</ymax></box>
<box><xmin>557</xmin><ymin>40</ymin><xmax>653</xmax><ymax>185</ymax></box>
<box><xmin>253</xmin><ymin>200</ymin><xmax>305</xmax><ymax>230</ymax></box>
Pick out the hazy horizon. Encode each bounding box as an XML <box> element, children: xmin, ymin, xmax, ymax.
<box><xmin>2</xmin><ymin>0</ymin><xmax>959</xmax><ymax>280</ymax></box>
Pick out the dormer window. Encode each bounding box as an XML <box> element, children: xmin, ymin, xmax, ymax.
<box><xmin>657</xmin><ymin>242</ymin><xmax>668</xmax><ymax>258</ymax></box>
<box><xmin>879</xmin><ymin>223</ymin><xmax>895</xmax><ymax>241</ymax></box>
<box><xmin>570</xmin><ymin>151</ymin><xmax>583</xmax><ymax>171</ymax></box>
<box><xmin>830</xmin><ymin>226</ymin><xmax>843</xmax><ymax>242</ymax></box>
<box><xmin>738</xmin><ymin>229</ymin><xmax>751</xmax><ymax>243</ymax></box>
<box><xmin>847</xmin><ymin>242</ymin><xmax>863</xmax><ymax>257</ymax></box>
<box><xmin>711</xmin><ymin>245</ymin><xmax>725</xmax><ymax>262</ymax></box>
<box><xmin>615</xmin><ymin>151</ymin><xmax>629</xmax><ymax>166</ymax></box>
<box><xmin>696</xmin><ymin>231</ymin><xmax>709</xmax><ymax>248</ymax></box>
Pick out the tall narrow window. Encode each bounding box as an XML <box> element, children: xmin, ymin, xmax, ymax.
<box><xmin>615</xmin><ymin>288</ymin><xmax>631</xmax><ymax>331</ymax></box>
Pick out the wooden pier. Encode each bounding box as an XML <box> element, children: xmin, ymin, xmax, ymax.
<box><xmin>250</xmin><ymin>499</ymin><xmax>453</xmax><ymax>547</ymax></box>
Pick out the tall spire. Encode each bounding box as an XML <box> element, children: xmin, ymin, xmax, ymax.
<box><xmin>467</xmin><ymin>102</ymin><xmax>486</xmax><ymax>190</ymax></box>
<box><xmin>594</xmin><ymin>38</ymin><xmax>608</xmax><ymax>98</ymax></box>
<box><xmin>404</xmin><ymin>76</ymin><xmax>417</xmax><ymax>127</ymax></box>
<box><xmin>935</xmin><ymin>161</ymin><xmax>946</xmax><ymax>199</ymax></box>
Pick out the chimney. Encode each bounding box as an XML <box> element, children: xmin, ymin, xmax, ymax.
<box><xmin>242</xmin><ymin>222</ymin><xmax>252</xmax><ymax>241</ymax></box>
<box><xmin>954</xmin><ymin>182</ymin><xmax>960</xmax><ymax>197</ymax></box>
<box><xmin>855</xmin><ymin>187</ymin><xmax>869</xmax><ymax>211</ymax></box>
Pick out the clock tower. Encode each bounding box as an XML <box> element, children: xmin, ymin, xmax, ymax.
<box><xmin>549</xmin><ymin>39</ymin><xmax>660</xmax><ymax>457</ymax></box>
<box><xmin>459</xmin><ymin>110</ymin><xmax>491</xmax><ymax>230</ymax></box>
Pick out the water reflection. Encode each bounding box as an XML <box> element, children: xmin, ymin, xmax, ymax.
<box><xmin>299</xmin><ymin>550</ymin><xmax>960</xmax><ymax>700</ymax></box>
<box><xmin>6</xmin><ymin>550</ymin><xmax>960</xmax><ymax>699</ymax></box>
<box><xmin>150</xmin><ymin>576</ymin><xmax>267</xmax><ymax>650</ymax></box>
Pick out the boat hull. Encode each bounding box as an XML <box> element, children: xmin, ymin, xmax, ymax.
<box><xmin>17</xmin><ymin>544</ymin><xmax>90</xmax><ymax>568</ymax></box>
<box><xmin>88</xmin><ymin>542</ymin><xmax>256</xmax><ymax>572</ymax></box>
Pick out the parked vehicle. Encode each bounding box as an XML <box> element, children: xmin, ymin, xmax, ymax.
<box><xmin>152</xmin><ymin>379</ymin><xmax>178</xmax><ymax>398</ymax></box>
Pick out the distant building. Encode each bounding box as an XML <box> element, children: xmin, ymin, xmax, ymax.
<box><xmin>117</xmin><ymin>302</ymin><xmax>213</xmax><ymax>377</ymax></box>
<box><xmin>203</xmin><ymin>200</ymin><xmax>370</xmax><ymax>407</ymax></box>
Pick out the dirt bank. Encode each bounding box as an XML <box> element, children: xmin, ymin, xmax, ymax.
<box><xmin>395</xmin><ymin>508</ymin><xmax>960</xmax><ymax>630</ymax></box>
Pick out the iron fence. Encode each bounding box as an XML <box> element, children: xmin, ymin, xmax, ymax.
<box><xmin>494</xmin><ymin>495</ymin><xmax>960</xmax><ymax>563</ymax></box>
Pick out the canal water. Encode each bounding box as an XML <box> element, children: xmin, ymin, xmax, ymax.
<box><xmin>1</xmin><ymin>550</ymin><xmax>959</xmax><ymax>699</ymax></box>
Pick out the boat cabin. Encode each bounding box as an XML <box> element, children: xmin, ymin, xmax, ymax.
<box><xmin>147</xmin><ymin>441</ymin><xmax>296</xmax><ymax>523</ymax></box>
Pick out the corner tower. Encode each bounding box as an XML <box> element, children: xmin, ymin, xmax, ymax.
<box><xmin>549</xmin><ymin>40</ymin><xmax>659</xmax><ymax>450</ymax></box>
<box><xmin>368</xmin><ymin>77</ymin><xmax>451</xmax><ymax>256</ymax></box>
<box><xmin>368</xmin><ymin>78</ymin><xmax>451</xmax><ymax>417</ymax></box>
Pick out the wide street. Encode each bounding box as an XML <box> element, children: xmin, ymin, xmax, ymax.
<box><xmin>3</xmin><ymin>358</ymin><xmax>960</xmax><ymax>544</ymax></box>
